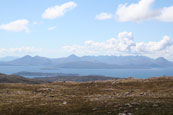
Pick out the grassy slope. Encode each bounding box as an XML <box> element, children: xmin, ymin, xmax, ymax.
<box><xmin>0</xmin><ymin>77</ymin><xmax>173</xmax><ymax>115</ymax></box>
<box><xmin>0</xmin><ymin>73</ymin><xmax>119</xmax><ymax>83</ymax></box>
<box><xmin>35</xmin><ymin>75</ymin><xmax>119</xmax><ymax>82</ymax></box>
<box><xmin>0</xmin><ymin>73</ymin><xmax>45</xmax><ymax>84</ymax></box>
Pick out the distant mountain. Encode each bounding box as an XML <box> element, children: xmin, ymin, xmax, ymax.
<box><xmin>7</xmin><ymin>55</ymin><xmax>53</xmax><ymax>66</ymax></box>
<box><xmin>0</xmin><ymin>54</ymin><xmax>173</xmax><ymax>69</ymax></box>
<box><xmin>53</xmin><ymin>55</ymin><xmax>173</xmax><ymax>69</ymax></box>
<box><xmin>154</xmin><ymin>57</ymin><xmax>173</xmax><ymax>67</ymax></box>
<box><xmin>55</xmin><ymin>61</ymin><xmax>120</xmax><ymax>69</ymax></box>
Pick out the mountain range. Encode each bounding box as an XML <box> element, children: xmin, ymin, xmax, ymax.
<box><xmin>0</xmin><ymin>55</ymin><xmax>173</xmax><ymax>69</ymax></box>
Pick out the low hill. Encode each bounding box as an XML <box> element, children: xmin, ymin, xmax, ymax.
<box><xmin>1</xmin><ymin>73</ymin><xmax>119</xmax><ymax>83</ymax></box>
<box><xmin>35</xmin><ymin>75</ymin><xmax>119</xmax><ymax>82</ymax></box>
<box><xmin>13</xmin><ymin>71</ymin><xmax>79</xmax><ymax>77</ymax></box>
<box><xmin>0</xmin><ymin>73</ymin><xmax>45</xmax><ymax>84</ymax></box>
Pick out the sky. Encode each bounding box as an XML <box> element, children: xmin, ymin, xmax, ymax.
<box><xmin>0</xmin><ymin>0</ymin><xmax>173</xmax><ymax>60</ymax></box>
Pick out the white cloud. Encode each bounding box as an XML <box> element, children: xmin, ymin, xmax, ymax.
<box><xmin>116</xmin><ymin>0</ymin><xmax>157</xmax><ymax>22</ymax></box>
<box><xmin>63</xmin><ymin>32</ymin><xmax>173</xmax><ymax>59</ymax></box>
<box><xmin>158</xmin><ymin>6</ymin><xmax>173</xmax><ymax>22</ymax></box>
<box><xmin>42</xmin><ymin>1</ymin><xmax>77</xmax><ymax>19</ymax></box>
<box><xmin>48</xmin><ymin>26</ymin><xmax>56</xmax><ymax>31</ymax></box>
<box><xmin>0</xmin><ymin>19</ymin><xmax>29</xmax><ymax>32</ymax></box>
<box><xmin>96</xmin><ymin>12</ymin><xmax>113</xmax><ymax>20</ymax></box>
<box><xmin>0</xmin><ymin>47</ymin><xmax>42</xmax><ymax>54</ymax></box>
<box><xmin>135</xmin><ymin>36</ymin><xmax>171</xmax><ymax>53</ymax></box>
<box><xmin>33</xmin><ymin>21</ymin><xmax>38</xmax><ymax>25</ymax></box>
<box><xmin>0</xmin><ymin>47</ymin><xmax>42</xmax><ymax>57</ymax></box>
<box><xmin>115</xmin><ymin>0</ymin><xmax>173</xmax><ymax>22</ymax></box>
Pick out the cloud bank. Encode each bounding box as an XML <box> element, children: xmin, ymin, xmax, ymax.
<box><xmin>116</xmin><ymin>0</ymin><xmax>157</xmax><ymax>22</ymax></box>
<box><xmin>42</xmin><ymin>1</ymin><xmax>77</xmax><ymax>19</ymax></box>
<box><xmin>0</xmin><ymin>47</ymin><xmax>42</xmax><ymax>56</ymax></box>
<box><xmin>0</xmin><ymin>19</ymin><xmax>29</xmax><ymax>32</ymax></box>
<box><xmin>97</xmin><ymin>0</ymin><xmax>173</xmax><ymax>22</ymax></box>
<box><xmin>63</xmin><ymin>32</ymin><xmax>173</xmax><ymax>59</ymax></box>
<box><xmin>96</xmin><ymin>13</ymin><xmax>113</xmax><ymax>20</ymax></box>
<box><xmin>48</xmin><ymin>26</ymin><xmax>56</xmax><ymax>31</ymax></box>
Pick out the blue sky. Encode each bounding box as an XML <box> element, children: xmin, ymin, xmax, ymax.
<box><xmin>0</xmin><ymin>0</ymin><xmax>173</xmax><ymax>60</ymax></box>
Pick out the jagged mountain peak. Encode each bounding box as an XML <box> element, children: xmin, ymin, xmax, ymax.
<box><xmin>68</xmin><ymin>54</ymin><xmax>79</xmax><ymax>58</ymax></box>
<box><xmin>22</xmin><ymin>55</ymin><xmax>32</xmax><ymax>58</ymax></box>
<box><xmin>156</xmin><ymin>57</ymin><xmax>169</xmax><ymax>62</ymax></box>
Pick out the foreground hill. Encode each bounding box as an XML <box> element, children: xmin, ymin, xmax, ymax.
<box><xmin>0</xmin><ymin>77</ymin><xmax>173</xmax><ymax>115</ymax></box>
<box><xmin>0</xmin><ymin>73</ymin><xmax>45</xmax><ymax>84</ymax></box>
<box><xmin>35</xmin><ymin>75</ymin><xmax>119</xmax><ymax>82</ymax></box>
<box><xmin>13</xmin><ymin>71</ymin><xmax>79</xmax><ymax>77</ymax></box>
<box><xmin>1</xmin><ymin>73</ymin><xmax>118</xmax><ymax>83</ymax></box>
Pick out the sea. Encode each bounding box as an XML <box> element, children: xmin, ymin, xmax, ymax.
<box><xmin>0</xmin><ymin>65</ymin><xmax>173</xmax><ymax>79</ymax></box>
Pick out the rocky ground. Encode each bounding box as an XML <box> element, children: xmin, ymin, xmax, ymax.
<box><xmin>0</xmin><ymin>77</ymin><xmax>173</xmax><ymax>115</ymax></box>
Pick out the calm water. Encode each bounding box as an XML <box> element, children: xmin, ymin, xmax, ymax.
<box><xmin>0</xmin><ymin>65</ymin><xmax>173</xmax><ymax>78</ymax></box>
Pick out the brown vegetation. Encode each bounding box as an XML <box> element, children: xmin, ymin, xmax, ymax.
<box><xmin>0</xmin><ymin>77</ymin><xmax>173</xmax><ymax>115</ymax></box>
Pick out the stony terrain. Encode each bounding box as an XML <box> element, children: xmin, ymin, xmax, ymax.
<box><xmin>0</xmin><ymin>77</ymin><xmax>173</xmax><ymax>115</ymax></box>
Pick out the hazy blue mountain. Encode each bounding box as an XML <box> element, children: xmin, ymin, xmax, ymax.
<box><xmin>81</xmin><ymin>55</ymin><xmax>153</xmax><ymax>65</ymax></box>
<box><xmin>0</xmin><ymin>54</ymin><xmax>173</xmax><ymax>69</ymax></box>
<box><xmin>54</xmin><ymin>55</ymin><xmax>172</xmax><ymax>68</ymax></box>
<box><xmin>52</xmin><ymin>54</ymin><xmax>83</xmax><ymax>64</ymax></box>
<box><xmin>154</xmin><ymin>57</ymin><xmax>173</xmax><ymax>67</ymax></box>
<box><xmin>7</xmin><ymin>55</ymin><xmax>53</xmax><ymax>66</ymax></box>
<box><xmin>52</xmin><ymin>55</ymin><xmax>173</xmax><ymax>68</ymax></box>
<box><xmin>56</xmin><ymin>61</ymin><xmax>120</xmax><ymax>69</ymax></box>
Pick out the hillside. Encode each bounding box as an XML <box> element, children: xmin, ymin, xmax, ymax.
<box><xmin>13</xmin><ymin>71</ymin><xmax>79</xmax><ymax>77</ymax></box>
<box><xmin>0</xmin><ymin>73</ymin><xmax>119</xmax><ymax>83</ymax></box>
<box><xmin>0</xmin><ymin>73</ymin><xmax>45</xmax><ymax>84</ymax></box>
<box><xmin>0</xmin><ymin>77</ymin><xmax>173</xmax><ymax>115</ymax></box>
<box><xmin>35</xmin><ymin>75</ymin><xmax>119</xmax><ymax>82</ymax></box>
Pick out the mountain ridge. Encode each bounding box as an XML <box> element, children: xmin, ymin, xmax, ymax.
<box><xmin>1</xmin><ymin>55</ymin><xmax>173</xmax><ymax>69</ymax></box>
